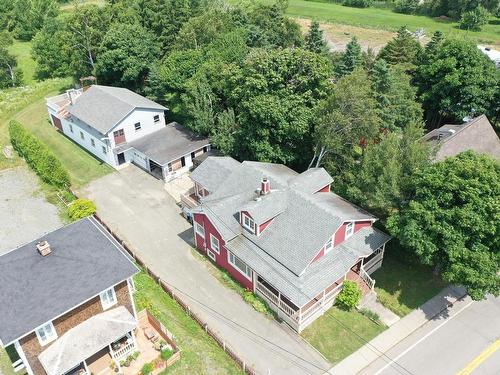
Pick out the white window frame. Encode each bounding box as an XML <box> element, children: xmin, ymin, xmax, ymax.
<box><xmin>194</xmin><ymin>221</ymin><xmax>205</xmax><ymax>238</ymax></box>
<box><xmin>153</xmin><ymin>115</ymin><xmax>160</xmax><ymax>123</ymax></box>
<box><xmin>228</xmin><ymin>251</ymin><xmax>252</xmax><ymax>280</ymax></box>
<box><xmin>325</xmin><ymin>237</ymin><xmax>333</xmax><ymax>254</ymax></box>
<box><xmin>242</xmin><ymin>213</ymin><xmax>255</xmax><ymax>233</ymax></box>
<box><xmin>134</xmin><ymin>122</ymin><xmax>141</xmax><ymax>131</ymax></box>
<box><xmin>69</xmin><ymin>124</ymin><xmax>73</xmax><ymax>133</ymax></box>
<box><xmin>99</xmin><ymin>287</ymin><xmax>117</xmax><ymax>310</ymax></box>
<box><xmin>345</xmin><ymin>221</ymin><xmax>354</xmax><ymax>239</ymax></box>
<box><xmin>79</xmin><ymin>131</ymin><xmax>84</xmax><ymax>140</ymax></box>
<box><xmin>91</xmin><ymin>138</ymin><xmax>95</xmax><ymax>147</ymax></box>
<box><xmin>207</xmin><ymin>249</ymin><xmax>216</xmax><ymax>262</ymax></box>
<box><xmin>102</xmin><ymin>146</ymin><xmax>107</xmax><ymax>154</ymax></box>
<box><xmin>210</xmin><ymin>233</ymin><xmax>220</xmax><ymax>254</ymax></box>
<box><xmin>35</xmin><ymin>321</ymin><xmax>57</xmax><ymax>346</ymax></box>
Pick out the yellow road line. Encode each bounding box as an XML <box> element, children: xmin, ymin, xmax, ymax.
<box><xmin>457</xmin><ymin>338</ymin><xmax>500</xmax><ymax>375</ymax></box>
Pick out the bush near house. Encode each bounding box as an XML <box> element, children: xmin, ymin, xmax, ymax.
<box><xmin>336</xmin><ymin>281</ymin><xmax>362</xmax><ymax>310</ymax></box>
<box><xmin>68</xmin><ymin>198</ymin><xmax>96</xmax><ymax>220</ymax></box>
<box><xmin>9</xmin><ymin>120</ymin><xmax>70</xmax><ymax>188</ymax></box>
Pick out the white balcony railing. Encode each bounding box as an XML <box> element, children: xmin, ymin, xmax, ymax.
<box><xmin>360</xmin><ymin>267</ymin><xmax>376</xmax><ymax>290</ymax></box>
<box><xmin>256</xmin><ymin>281</ymin><xmax>299</xmax><ymax>320</ymax></box>
<box><xmin>111</xmin><ymin>341</ymin><xmax>136</xmax><ymax>360</ymax></box>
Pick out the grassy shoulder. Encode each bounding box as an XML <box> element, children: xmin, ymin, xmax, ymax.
<box><xmin>8</xmin><ymin>40</ymin><xmax>36</xmax><ymax>85</ymax></box>
<box><xmin>255</xmin><ymin>0</ymin><xmax>500</xmax><ymax>48</ymax></box>
<box><xmin>301</xmin><ymin>306</ymin><xmax>386</xmax><ymax>365</ymax></box>
<box><xmin>133</xmin><ymin>271</ymin><xmax>244</xmax><ymax>375</ymax></box>
<box><xmin>373</xmin><ymin>245</ymin><xmax>447</xmax><ymax>317</ymax></box>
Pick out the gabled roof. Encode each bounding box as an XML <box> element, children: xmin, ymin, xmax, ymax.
<box><xmin>423</xmin><ymin>115</ymin><xmax>500</xmax><ymax>161</ymax></box>
<box><xmin>0</xmin><ymin>217</ymin><xmax>138</xmax><ymax>345</ymax></box>
<box><xmin>289</xmin><ymin>168</ymin><xmax>333</xmax><ymax>194</ymax></box>
<box><xmin>195</xmin><ymin>157</ymin><xmax>377</xmax><ymax>277</ymax></box>
<box><xmin>67</xmin><ymin>85</ymin><xmax>166</xmax><ymax>135</ymax></box>
<box><xmin>191</xmin><ymin>156</ymin><xmax>241</xmax><ymax>192</ymax></box>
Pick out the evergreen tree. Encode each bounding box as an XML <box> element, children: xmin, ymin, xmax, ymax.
<box><xmin>378</xmin><ymin>26</ymin><xmax>422</xmax><ymax>69</ymax></box>
<box><xmin>336</xmin><ymin>37</ymin><xmax>363</xmax><ymax>78</ymax></box>
<box><xmin>425</xmin><ymin>30</ymin><xmax>444</xmax><ymax>54</ymax></box>
<box><xmin>305</xmin><ymin>20</ymin><xmax>328</xmax><ymax>54</ymax></box>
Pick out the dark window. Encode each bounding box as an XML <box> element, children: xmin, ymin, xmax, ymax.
<box><xmin>191</xmin><ymin>152</ymin><xmax>195</xmax><ymax>160</ymax></box>
<box><xmin>134</xmin><ymin>122</ymin><xmax>141</xmax><ymax>131</ymax></box>
<box><xmin>203</xmin><ymin>146</ymin><xmax>208</xmax><ymax>153</ymax></box>
<box><xmin>181</xmin><ymin>156</ymin><xmax>186</xmax><ymax>167</ymax></box>
<box><xmin>153</xmin><ymin>115</ymin><xmax>160</xmax><ymax>123</ymax></box>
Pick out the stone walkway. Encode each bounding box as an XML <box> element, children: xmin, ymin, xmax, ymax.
<box><xmin>359</xmin><ymin>292</ymin><xmax>400</xmax><ymax>327</ymax></box>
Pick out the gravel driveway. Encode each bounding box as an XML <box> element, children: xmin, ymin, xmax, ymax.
<box><xmin>0</xmin><ymin>167</ymin><xmax>62</xmax><ymax>255</ymax></box>
<box><xmin>80</xmin><ymin>166</ymin><xmax>330</xmax><ymax>375</ymax></box>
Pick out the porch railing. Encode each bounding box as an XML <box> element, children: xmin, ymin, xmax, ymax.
<box><xmin>360</xmin><ymin>267</ymin><xmax>375</xmax><ymax>290</ymax></box>
<box><xmin>256</xmin><ymin>281</ymin><xmax>298</xmax><ymax>321</ymax></box>
<box><xmin>12</xmin><ymin>359</ymin><xmax>25</xmax><ymax>373</ymax></box>
<box><xmin>180</xmin><ymin>191</ymin><xmax>198</xmax><ymax>209</ymax></box>
<box><xmin>111</xmin><ymin>341</ymin><xmax>136</xmax><ymax>360</ymax></box>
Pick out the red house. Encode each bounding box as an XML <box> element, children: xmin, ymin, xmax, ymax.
<box><xmin>190</xmin><ymin>157</ymin><xmax>390</xmax><ymax>332</ymax></box>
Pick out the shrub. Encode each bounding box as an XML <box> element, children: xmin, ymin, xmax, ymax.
<box><xmin>141</xmin><ymin>362</ymin><xmax>154</xmax><ymax>375</ymax></box>
<box><xmin>460</xmin><ymin>6</ymin><xmax>489</xmax><ymax>31</ymax></box>
<box><xmin>68</xmin><ymin>199</ymin><xmax>96</xmax><ymax>220</ymax></box>
<box><xmin>359</xmin><ymin>307</ymin><xmax>382</xmax><ymax>324</ymax></box>
<box><xmin>243</xmin><ymin>290</ymin><xmax>270</xmax><ymax>314</ymax></box>
<box><xmin>161</xmin><ymin>348</ymin><xmax>174</xmax><ymax>361</ymax></box>
<box><xmin>8</xmin><ymin>120</ymin><xmax>70</xmax><ymax>188</ymax></box>
<box><xmin>394</xmin><ymin>0</ymin><xmax>420</xmax><ymax>14</ymax></box>
<box><xmin>343</xmin><ymin>0</ymin><xmax>373</xmax><ymax>8</ymax></box>
<box><xmin>336</xmin><ymin>281</ymin><xmax>362</xmax><ymax>310</ymax></box>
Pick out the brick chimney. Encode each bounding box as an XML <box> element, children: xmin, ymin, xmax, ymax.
<box><xmin>37</xmin><ymin>241</ymin><xmax>52</xmax><ymax>257</ymax></box>
<box><xmin>261</xmin><ymin>177</ymin><xmax>270</xmax><ymax>195</ymax></box>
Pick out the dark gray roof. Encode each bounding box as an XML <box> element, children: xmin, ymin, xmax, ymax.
<box><xmin>191</xmin><ymin>156</ymin><xmax>241</xmax><ymax>192</ymax></box>
<box><xmin>196</xmin><ymin>157</ymin><xmax>377</xmax><ymax>276</ymax></box>
<box><xmin>289</xmin><ymin>168</ymin><xmax>333</xmax><ymax>193</ymax></box>
<box><xmin>423</xmin><ymin>115</ymin><xmax>500</xmax><ymax>161</ymax></box>
<box><xmin>67</xmin><ymin>85</ymin><xmax>166</xmax><ymax>134</ymax></box>
<box><xmin>0</xmin><ymin>217</ymin><xmax>138</xmax><ymax>345</ymax></box>
<box><xmin>124</xmin><ymin>122</ymin><xmax>210</xmax><ymax>165</ymax></box>
<box><xmin>226</xmin><ymin>227</ymin><xmax>390</xmax><ymax>307</ymax></box>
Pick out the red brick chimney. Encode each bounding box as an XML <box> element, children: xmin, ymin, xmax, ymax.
<box><xmin>37</xmin><ymin>241</ymin><xmax>52</xmax><ymax>257</ymax></box>
<box><xmin>261</xmin><ymin>177</ymin><xmax>270</xmax><ymax>195</ymax></box>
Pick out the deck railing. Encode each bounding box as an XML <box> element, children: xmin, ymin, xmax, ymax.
<box><xmin>256</xmin><ymin>281</ymin><xmax>298</xmax><ymax>321</ymax></box>
<box><xmin>360</xmin><ymin>267</ymin><xmax>376</xmax><ymax>290</ymax></box>
<box><xmin>111</xmin><ymin>341</ymin><xmax>136</xmax><ymax>360</ymax></box>
<box><xmin>12</xmin><ymin>359</ymin><xmax>25</xmax><ymax>373</ymax></box>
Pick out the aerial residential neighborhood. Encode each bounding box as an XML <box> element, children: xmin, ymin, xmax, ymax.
<box><xmin>0</xmin><ymin>0</ymin><xmax>499</xmax><ymax>375</ymax></box>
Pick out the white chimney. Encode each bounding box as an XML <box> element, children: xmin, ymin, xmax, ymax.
<box><xmin>37</xmin><ymin>241</ymin><xmax>52</xmax><ymax>257</ymax></box>
<box><xmin>261</xmin><ymin>177</ymin><xmax>270</xmax><ymax>195</ymax></box>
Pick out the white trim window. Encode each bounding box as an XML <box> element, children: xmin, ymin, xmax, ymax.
<box><xmin>100</xmin><ymin>287</ymin><xmax>117</xmax><ymax>310</ymax></box>
<box><xmin>242</xmin><ymin>213</ymin><xmax>255</xmax><ymax>233</ymax></box>
<box><xmin>153</xmin><ymin>115</ymin><xmax>160</xmax><ymax>123</ymax></box>
<box><xmin>134</xmin><ymin>122</ymin><xmax>141</xmax><ymax>131</ymax></box>
<box><xmin>325</xmin><ymin>237</ymin><xmax>333</xmax><ymax>254</ymax></box>
<box><xmin>194</xmin><ymin>221</ymin><xmax>205</xmax><ymax>238</ymax></box>
<box><xmin>228</xmin><ymin>251</ymin><xmax>252</xmax><ymax>280</ymax></box>
<box><xmin>35</xmin><ymin>322</ymin><xmax>57</xmax><ymax>346</ymax></box>
<box><xmin>345</xmin><ymin>221</ymin><xmax>354</xmax><ymax>239</ymax></box>
<box><xmin>91</xmin><ymin>138</ymin><xmax>95</xmax><ymax>147</ymax></box>
<box><xmin>210</xmin><ymin>234</ymin><xmax>220</xmax><ymax>254</ymax></box>
<box><xmin>69</xmin><ymin>124</ymin><xmax>73</xmax><ymax>133</ymax></box>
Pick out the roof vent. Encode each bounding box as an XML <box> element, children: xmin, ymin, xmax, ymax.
<box><xmin>37</xmin><ymin>241</ymin><xmax>52</xmax><ymax>257</ymax></box>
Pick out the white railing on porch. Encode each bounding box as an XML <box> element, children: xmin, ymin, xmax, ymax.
<box><xmin>111</xmin><ymin>342</ymin><xmax>135</xmax><ymax>360</ymax></box>
<box><xmin>360</xmin><ymin>267</ymin><xmax>375</xmax><ymax>290</ymax></box>
<box><xmin>12</xmin><ymin>359</ymin><xmax>25</xmax><ymax>373</ymax></box>
<box><xmin>256</xmin><ymin>281</ymin><xmax>298</xmax><ymax>320</ymax></box>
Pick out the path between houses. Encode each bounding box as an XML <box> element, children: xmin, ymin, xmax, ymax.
<box><xmin>79</xmin><ymin>166</ymin><xmax>330</xmax><ymax>375</ymax></box>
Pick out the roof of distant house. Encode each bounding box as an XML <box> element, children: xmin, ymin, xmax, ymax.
<box><xmin>190</xmin><ymin>156</ymin><xmax>241</xmax><ymax>192</ymax></box>
<box><xmin>0</xmin><ymin>217</ymin><xmax>138</xmax><ymax>345</ymax></box>
<box><xmin>66</xmin><ymin>85</ymin><xmax>167</xmax><ymax>135</ymax></box>
<box><xmin>422</xmin><ymin>115</ymin><xmax>500</xmax><ymax>161</ymax></box>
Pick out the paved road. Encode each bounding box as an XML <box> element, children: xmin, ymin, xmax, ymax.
<box><xmin>80</xmin><ymin>166</ymin><xmax>330</xmax><ymax>375</ymax></box>
<box><xmin>361</xmin><ymin>295</ymin><xmax>500</xmax><ymax>375</ymax></box>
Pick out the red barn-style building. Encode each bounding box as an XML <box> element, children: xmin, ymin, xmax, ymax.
<box><xmin>190</xmin><ymin>157</ymin><xmax>390</xmax><ymax>332</ymax></box>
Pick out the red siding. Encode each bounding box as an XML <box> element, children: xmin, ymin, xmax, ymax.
<box><xmin>334</xmin><ymin>220</ymin><xmax>373</xmax><ymax>246</ymax></box>
<box><xmin>193</xmin><ymin>213</ymin><xmax>254</xmax><ymax>290</ymax></box>
<box><xmin>354</xmin><ymin>221</ymin><xmax>372</xmax><ymax>232</ymax></box>
<box><xmin>312</xmin><ymin>247</ymin><xmax>325</xmax><ymax>262</ymax></box>
<box><xmin>259</xmin><ymin>217</ymin><xmax>274</xmax><ymax>233</ymax></box>
<box><xmin>316</xmin><ymin>184</ymin><xmax>330</xmax><ymax>193</ymax></box>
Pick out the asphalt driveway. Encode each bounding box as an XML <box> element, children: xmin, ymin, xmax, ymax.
<box><xmin>80</xmin><ymin>166</ymin><xmax>330</xmax><ymax>375</ymax></box>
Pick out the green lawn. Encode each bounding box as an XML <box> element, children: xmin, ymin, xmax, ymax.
<box><xmin>133</xmin><ymin>271</ymin><xmax>244</xmax><ymax>375</ymax></box>
<box><xmin>0</xmin><ymin>347</ymin><xmax>17</xmax><ymax>375</ymax></box>
<box><xmin>11</xmin><ymin>94</ymin><xmax>112</xmax><ymax>188</ymax></box>
<box><xmin>8</xmin><ymin>40</ymin><xmax>35</xmax><ymax>85</ymax></box>
<box><xmin>301</xmin><ymin>306</ymin><xmax>386</xmax><ymax>365</ymax></box>
<box><xmin>254</xmin><ymin>0</ymin><xmax>500</xmax><ymax>47</ymax></box>
<box><xmin>373</xmin><ymin>247</ymin><xmax>447</xmax><ymax>317</ymax></box>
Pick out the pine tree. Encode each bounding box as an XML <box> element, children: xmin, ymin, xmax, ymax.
<box><xmin>378</xmin><ymin>26</ymin><xmax>422</xmax><ymax>69</ymax></box>
<box><xmin>336</xmin><ymin>37</ymin><xmax>363</xmax><ymax>78</ymax></box>
<box><xmin>425</xmin><ymin>30</ymin><xmax>444</xmax><ymax>54</ymax></box>
<box><xmin>305</xmin><ymin>20</ymin><xmax>328</xmax><ymax>54</ymax></box>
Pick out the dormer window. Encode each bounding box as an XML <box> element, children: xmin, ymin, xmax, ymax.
<box><xmin>345</xmin><ymin>221</ymin><xmax>354</xmax><ymax>239</ymax></box>
<box><xmin>325</xmin><ymin>238</ymin><xmax>333</xmax><ymax>254</ymax></box>
<box><xmin>242</xmin><ymin>213</ymin><xmax>255</xmax><ymax>233</ymax></box>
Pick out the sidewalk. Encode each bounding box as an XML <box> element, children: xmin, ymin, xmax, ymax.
<box><xmin>328</xmin><ymin>285</ymin><xmax>467</xmax><ymax>374</ymax></box>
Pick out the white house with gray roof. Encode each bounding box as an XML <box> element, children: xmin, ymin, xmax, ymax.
<box><xmin>46</xmin><ymin>85</ymin><xmax>210</xmax><ymax>180</ymax></box>
<box><xmin>0</xmin><ymin>217</ymin><xmax>139</xmax><ymax>375</ymax></box>
<box><xmin>190</xmin><ymin>157</ymin><xmax>391</xmax><ymax>332</ymax></box>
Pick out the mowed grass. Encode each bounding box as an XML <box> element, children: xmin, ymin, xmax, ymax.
<box><xmin>0</xmin><ymin>347</ymin><xmax>17</xmax><ymax>375</ymax></box>
<box><xmin>301</xmin><ymin>306</ymin><xmax>386</xmax><ymax>365</ymax></box>
<box><xmin>373</xmin><ymin>247</ymin><xmax>447</xmax><ymax>317</ymax></box>
<box><xmin>253</xmin><ymin>0</ymin><xmax>500</xmax><ymax>47</ymax></box>
<box><xmin>8</xmin><ymin>40</ymin><xmax>36</xmax><ymax>85</ymax></box>
<box><xmin>12</xmin><ymin>94</ymin><xmax>112</xmax><ymax>188</ymax></box>
<box><xmin>133</xmin><ymin>271</ymin><xmax>244</xmax><ymax>375</ymax></box>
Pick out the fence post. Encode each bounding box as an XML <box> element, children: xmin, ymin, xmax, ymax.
<box><xmin>223</xmin><ymin>341</ymin><xmax>226</xmax><ymax>351</ymax></box>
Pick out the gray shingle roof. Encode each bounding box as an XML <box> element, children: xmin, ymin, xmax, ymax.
<box><xmin>195</xmin><ymin>157</ymin><xmax>378</xmax><ymax>277</ymax></box>
<box><xmin>67</xmin><ymin>85</ymin><xmax>166</xmax><ymax>135</ymax></box>
<box><xmin>0</xmin><ymin>217</ymin><xmax>138</xmax><ymax>345</ymax></box>
<box><xmin>191</xmin><ymin>156</ymin><xmax>241</xmax><ymax>192</ymax></box>
<box><xmin>289</xmin><ymin>168</ymin><xmax>333</xmax><ymax>193</ymax></box>
<box><xmin>38</xmin><ymin>306</ymin><xmax>136</xmax><ymax>375</ymax></box>
<box><xmin>423</xmin><ymin>115</ymin><xmax>500</xmax><ymax>161</ymax></box>
<box><xmin>121</xmin><ymin>122</ymin><xmax>209</xmax><ymax>165</ymax></box>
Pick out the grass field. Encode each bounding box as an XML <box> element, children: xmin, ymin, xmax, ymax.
<box><xmin>0</xmin><ymin>348</ymin><xmax>17</xmax><ymax>375</ymax></box>
<box><xmin>8</xmin><ymin>40</ymin><xmax>35</xmax><ymax>85</ymax></box>
<box><xmin>373</xmin><ymin>248</ymin><xmax>447</xmax><ymax>317</ymax></box>
<box><xmin>134</xmin><ymin>271</ymin><xmax>244</xmax><ymax>374</ymax></box>
<box><xmin>257</xmin><ymin>0</ymin><xmax>500</xmax><ymax>48</ymax></box>
<box><xmin>301</xmin><ymin>306</ymin><xmax>386</xmax><ymax>365</ymax></box>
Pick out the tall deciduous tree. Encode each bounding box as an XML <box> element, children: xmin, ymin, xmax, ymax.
<box><xmin>0</xmin><ymin>32</ymin><xmax>23</xmax><ymax>88</ymax></box>
<box><xmin>305</xmin><ymin>20</ymin><xmax>328</xmax><ymax>54</ymax></box>
<box><xmin>378</xmin><ymin>26</ymin><xmax>421</xmax><ymax>69</ymax></box>
<box><xmin>336</xmin><ymin>37</ymin><xmax>363</xmax><ymax>78</ymax></box>
<box><xmin>387</xmin><ymin>151</ymin><xmax>500</xmax><ymax>300</ymax></box>
<box><xmin>415</xmin><ymin>38</ymin><xmax>499</xmax><ymax>128</ymax></box>
<box><xmin>9</xmin><ymin>0</ymin><xmax>59</xmax><ymax>40</ymax></box>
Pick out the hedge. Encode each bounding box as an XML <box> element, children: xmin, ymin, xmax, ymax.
<box><xmin>9</xmin><ymin>120</ymin><xmax>70</xmax><ymax>188</ymax></box>
<box><xmin>68</xmin><ymin>199</ymin><xmax>97</xmax><ymax>220</ymax></box>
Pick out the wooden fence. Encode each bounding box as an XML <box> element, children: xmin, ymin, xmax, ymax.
<box><xmin>93</xmin><ymin>213</ymin><xmax>258</xmax><ymax>375</ymax></box>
